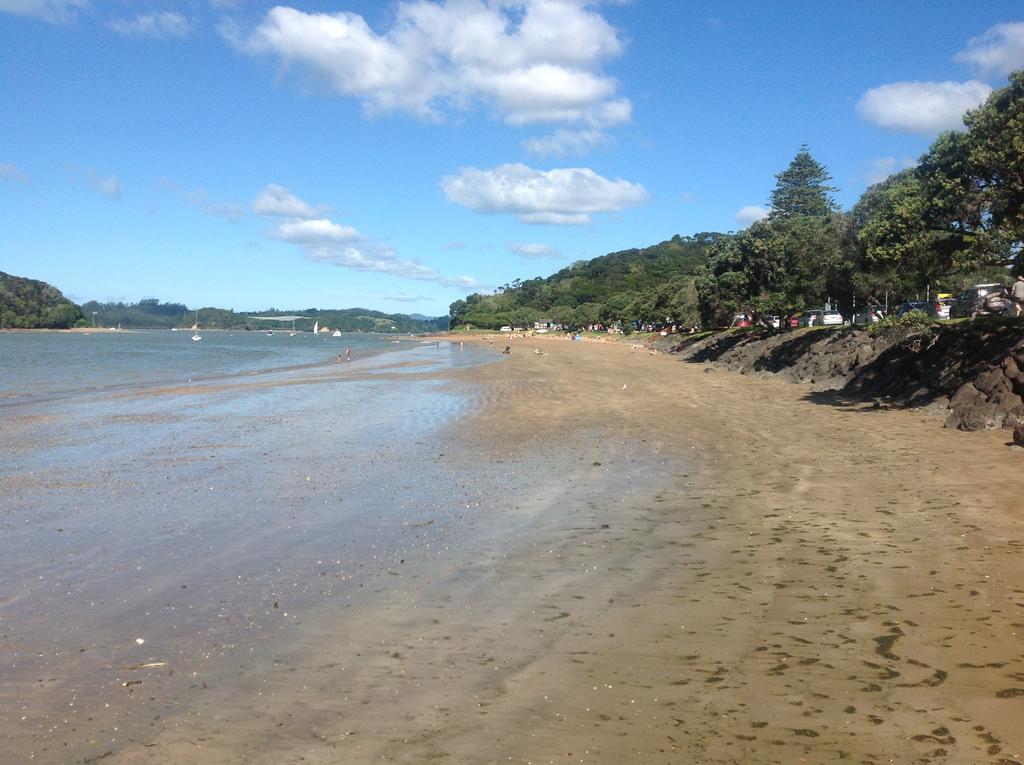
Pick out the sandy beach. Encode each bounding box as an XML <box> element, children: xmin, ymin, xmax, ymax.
<box><xmin>3</xmin><ymin>335</ymin><xmax>1023</xmax><ymax>764</ymax></box>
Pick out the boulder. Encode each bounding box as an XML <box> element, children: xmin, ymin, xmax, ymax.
<box><xmin>1015</xmin><ymin>421</ymin><xmax>1024</xmax><ymax>446</ymax></box>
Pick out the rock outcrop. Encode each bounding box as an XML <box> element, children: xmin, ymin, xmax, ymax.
<box><xmin>656</xmin><ymin>321</ymin><xmax>1024</xmax><ymax>432</ymax></box>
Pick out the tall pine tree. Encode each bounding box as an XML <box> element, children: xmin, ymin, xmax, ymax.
<box><xmin>768</xmin><ymin>145</ymin><xmax>838</xmax><ymax>220</ymax></box>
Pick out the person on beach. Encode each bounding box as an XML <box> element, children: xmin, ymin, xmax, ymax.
<box><xmin>502</xmin><ymin>345</ymin><xmax>511</xmax><ymax>354</ymax></box>
<box><xmin>345</xmin><ymin>347</ymin><xmax>351</xmax><ymax>361</ymax></box>
<box><xmin>1012</xmin><ymin>275</ymin><xmax>1024</xmax><ymax>317</ymax></box>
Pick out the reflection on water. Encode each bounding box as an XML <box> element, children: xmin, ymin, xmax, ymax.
<box><xmin>0</xmin><ymin>337</ymin><xmax>512</xmax><ymax>762</ymax></box>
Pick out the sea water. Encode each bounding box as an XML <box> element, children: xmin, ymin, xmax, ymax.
<box><xmin>0</xmin><ymin>330</ymin><xmax>456</xmax><ymax>400</ymax></box>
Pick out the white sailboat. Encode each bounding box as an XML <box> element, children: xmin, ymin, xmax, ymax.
<box><xmin>191</xmin><ymin>310</ymin><xmax>201</xmax><ymax>341</ymax></box>
<box><xmin>313</xmin><ymin>320</ymin><xmax>319</xmax><ymax>335</ymax></box>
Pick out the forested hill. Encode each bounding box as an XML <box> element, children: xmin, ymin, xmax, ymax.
<box><xmin>78</xmin><ymin>299</ymin><xmax>448</xmax><ymax>333</ymax></box>
<box><xmin>449</xmin><ymin>233</ymin><xmax>725</xmax><ymax>330</ymax></box>
<box><xmin>0</xmin><ymin>272</ymin><xmax>86</xmax><ymax>329</ymax></box>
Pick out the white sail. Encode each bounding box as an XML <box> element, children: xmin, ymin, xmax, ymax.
<box><xmin>313</xmin><ymin>320</ymin><xmax>319</xmax><ymax>334</ymax></box>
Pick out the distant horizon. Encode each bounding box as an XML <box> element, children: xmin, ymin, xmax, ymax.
<box><xmin>3</xmin><ymin>1</ymin><xmax>1022</xmax><ymax>315</ymax></box>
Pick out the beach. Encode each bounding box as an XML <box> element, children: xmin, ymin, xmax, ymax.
<box><xmin>2</xmin><ymin>334</ymin><xmax>1023</xmax><ymax>764</ymax></box>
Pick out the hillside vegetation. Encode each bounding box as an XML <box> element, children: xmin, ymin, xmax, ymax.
<box><xmin>0</xmin><ymin>272</ymin><xmax>85</xmax><ymax>329</ymax></box>
<box><xmin>449</xmin><ymin>233</ymin><xmax>724</xmax><ymax>330</ymax></box>
<box><xmin>78</xmin><ymin>299</ymin><xmax>447</xmax><ymax>333</ymax></box>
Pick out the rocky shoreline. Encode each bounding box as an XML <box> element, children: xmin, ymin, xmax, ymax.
<box><xmin>655</xmin><ymin>320</ymin><xmax>1024</xmax><ymax>435</ymax></box>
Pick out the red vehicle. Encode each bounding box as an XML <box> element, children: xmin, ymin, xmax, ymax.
<box><xmin>731</xmin><ymin>314</ymin><xmax>751</xmax><ymax>328</ymax></box>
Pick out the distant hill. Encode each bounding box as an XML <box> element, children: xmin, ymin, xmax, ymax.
<box><xmin>449</xmin><ymin>233</ymin><xmax>726</xmax><ymax>331</ymax></box>
<box><xmin>78</xmin><ymin>299</ymin><xmax>448</xmax><ymax>333</ymax></box>
<box><xmin>0</xmin><ymin>272</ymin><xmax>86</xmax><ymax>329</ymax></box>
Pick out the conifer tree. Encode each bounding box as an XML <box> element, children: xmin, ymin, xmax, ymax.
<box><xmin>768</xmin><ymin>145</ymin><xmax>839</xmax><ymax>219</ymax></box>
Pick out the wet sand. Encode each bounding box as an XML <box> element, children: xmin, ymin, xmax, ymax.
<box><xmin>3</xmin><ymin>337</ymin><xmax>1023</xmax><ymax>764</ymax></box>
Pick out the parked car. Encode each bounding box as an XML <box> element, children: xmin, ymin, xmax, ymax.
<box><xmin>894</xmin><ymin>300</ymin><xmax>929</xmax><ymax>316</ymax></box>
<box><xmin>852</xmin><ymin>305</ymin><xmax>885</xmax><ymax>325</ymax></box>
<box><xmin>924</xmin><ymin>296</ymin><xmax>955</xmax><ymax>320</ymax></box>
<box><xmin>798</xmin><ymin>310</ymin><xmax>823</xmax><ymax>327</ymax></box>
<box><xmin>731</xmin><ymin>314</ymin><xmax>751</xmax><ymax>328</ymax></box>
<box><xmin>786</xmin><ymin>313</ymin><xmax>801</xmax><ymax>328</ymax></box>
<box><xmin>821</xmin><ymin>310</ymin><xmax>844</xmax><ymax>326</ymax></box>
<box><xmin>761</xmin><ymin>315</ymin><xmax>781</xmax><ymax>329</ymax></box>
<box><xmin>949</xmin><ymin>284</ymin><xmax>1009</xmax><ymax>319</ymax></box>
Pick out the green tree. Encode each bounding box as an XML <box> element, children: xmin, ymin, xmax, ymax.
<box><xmin>768</xmin><ymin>144</ymin><xmax>839</xmax><ymax>220</ymax></box>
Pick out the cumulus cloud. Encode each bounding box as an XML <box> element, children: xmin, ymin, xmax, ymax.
<box><xmin>735</xmin><ymin>205</ymin><xmax>768</xmax><ymax>227</ymax></box>
<box><xmin>108</xmin><ymin>12</ymin><xmax>191</xmax><ymax>39</ymax></box>
<box><xmin>252</xmin><ymin>183</ymin><xmax>326</xmax><ymax>219</ymax></box>
<box><xmin>0</xmin><ymin>162</ymin><xmax>30</xmax><ymax>183</ymax></box>
<box><xmin>269</xmin><ymin>218</ymin><xmax>360</xmax><ymax>243</ymax></box>
<box><xmin>231</xmin><ymin>1</ymin><xmax>630</xmax><ymax>128</ymax></box>
<box><xmin>440</xmin><ymin>163</ymin><xmax>648</xmax><ymax>224</ymax></box>
<box><xmin>523</xmin><ymin>128</ymin><xmax>611</xmax><ymax>157</ymax></box>
<box><xmin>160</xmin><ymin>179</ymin><xmax>245</xmax><ymax>222</ymax></box>
<box><xmin>0</xmin><ymin>0</ymin><xmax>88</xmax><ymax>23</ymax></box>
<box><xmin>862</xmin><ymin>156</ymin><xmax>916</xmax><ymax>186</ymax></box>
<box><xmin>508</xmin><ymin>242</ymin><xmax>561</xmax><ymax>259</ymax></box>
<box><xmin>955</xmin><ymin>21</ymin><xmax>1024</xmax><ymax>78</ymax></box>
<box><xmin>856</xmin><ymin>80</ymin><xmax>992</xmax><ymax>134</ymax></box>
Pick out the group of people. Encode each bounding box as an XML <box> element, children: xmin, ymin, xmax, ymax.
<box><xmin>1013</xmin><ymin>275</ymin><xmax>1024</xmax><ymax>317</ymax></box>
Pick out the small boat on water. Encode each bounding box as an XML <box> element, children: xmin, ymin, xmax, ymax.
<box><xmin>191</xmin><ymin>310</ymin><xmax>202</xmax><ymax>341</ymax></box>
<box><xmin>332</xmin><ymin>330</ymin><xmax>342</xmax><ymax>337</ymax></box>
<box><xmin>313</xmin><ymin>320</ymin><xmax>319</xmax><ymax>335</ymax></box>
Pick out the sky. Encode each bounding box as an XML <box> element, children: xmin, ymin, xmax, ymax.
<box><xmin>2</xmin><ymin>1</ymin><xmax>1023</xmax><ymax>317</ymax></box>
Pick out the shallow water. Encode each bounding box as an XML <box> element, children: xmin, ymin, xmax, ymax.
<box><xmin>0</xmin><ymin>330</ymin><xmax>446</xmax><ymax>400</ymax></box>
<box><xmin>1</xmin><ymin>336</ymin><xmax>686</xmax><ymax>763</ymax></box>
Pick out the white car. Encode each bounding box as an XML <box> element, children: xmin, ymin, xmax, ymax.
<box><xmin>800</xmin><ymin>309</ymin><xmax>843</xmax><ymax>327</ymax></box>
<box><xmin>852</xmin><ymin>305</ymin><xmax>884</xmax><ymax>325</ymax></box>
<box><xmin>821</xmin><ymin>310</ymin><xmax>844</xmax><ymax>326</ymax></box>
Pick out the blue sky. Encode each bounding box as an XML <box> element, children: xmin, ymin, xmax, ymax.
<box><xmin>2</xmin><ymin>1</ymin><xmax>1023</xmax><ymax>316</ymax></box>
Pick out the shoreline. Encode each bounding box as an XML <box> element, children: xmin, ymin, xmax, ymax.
<box><xmin>3</xmin><ymin>335</ymin><xmax>1022</xmax><ymax>763</ymax></box>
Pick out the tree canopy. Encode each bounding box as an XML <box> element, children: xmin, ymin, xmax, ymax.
<box><xmin>0</xmin><ymin>272</ymin><xmax>86</xmax><ymax>329</ymax></box>
<box><xmin>768</xmin><ymin>144</ymin><xmax>839</xmax><ymax>220</ymax></box>
<box><xmin>694</xmin><ymin>76</ymin><xmax>1024</xmax><ymax>327</ymax></box>
<box><xmin>449</xmin><ymin>234</ymin><xmax>724</xmax><ymax>331</ymax></box>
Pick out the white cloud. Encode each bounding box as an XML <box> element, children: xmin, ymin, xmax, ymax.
<box><xmin>298</xmin><ymin>240</ymin><xmax>479</xmax><ymax>288</ymax></box>
<box><xmin>259</xmin><ymin>203</ymin><xmax>479</xmax><ymax>288</ymax></box>
<box><xmin>508</xmin><ymin>242</ymin><xmax>561</xmax><ymax>259</ymax></box>
<box><xmin>955</xmin><ymin>21</ymin><xmax>1024</xmax><ymax>78</ymax></box>
<box><xmin>383</xmin><ymin>292</ymin><xmax>431</xmax><ymax>303</ymax></box>
<box><xmin>269</xmin><ymin>218</ymin><xmax>360</xmax><ymax>243</ymax></box>
<box><xmin>0</xmin><ymin>0</ymin><xmax>87</xmax><ymax>23</ymax></box>
<box><xmin>67</xmin><ymin>165</ymin><xmax>121</xmax><ymax>199</ymax></box>
<box><xmin>862</xmin><ymin>156</ymin><xmax>916</xmax><ymax>186</ymax></box>
<box><xmin>735</xmin><ymin>205</ymin><xmax>768</xmax><ymax>227</ymax></box>
<box><xmin>160</xmin><ymin>179</ymin><xmax>245</xmax><ymax>222</ymax></box>
<box><xmin>523</xmin><ymin>128</ymin><xmax>611</xmax><ymax>157</ymax></box>
<box><xmin>108</xmin><ymin>12</ymin><xmax>191</xmax><ymax>39</ymax></box>
<box><xmin>233</xmin><ymin>1</ymin><xmax>630</xmax><ymax>128</ymax></box>
<box><xmin>0</xmin><ymin>162</ymin><xmax>30</xmax><ymax>183</ymax></box>
<box><xmin>856</xmin><ymin>80</ymin><xmax>992</xmax><ymax>134</ymax></box>
<box><xmin>440</xmin><ymin>162</ymin><xmax>648</xmax><ymax>225</ymax></box>
<box><xmin>253</xmin><ymin>183</ymin><xmax>326</xmax><ymax>218</ymax></box>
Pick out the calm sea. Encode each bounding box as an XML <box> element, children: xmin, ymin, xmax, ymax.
<box><xmin>0</xmin><ymin>330</ymin><xmax>456</xmax><ymax>400</ymax></box>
